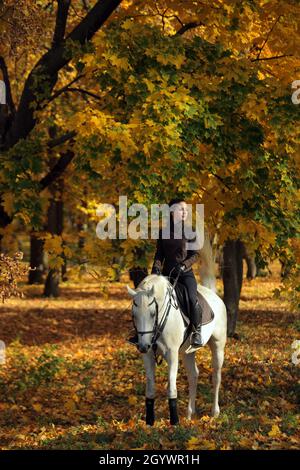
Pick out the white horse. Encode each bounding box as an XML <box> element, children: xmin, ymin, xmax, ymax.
<box><xmin>126</xmin><ymin>239</ymin><xmax>227</xmax><ymax>425</ymax></box>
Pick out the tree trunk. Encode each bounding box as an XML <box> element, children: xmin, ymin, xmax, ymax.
<box><xmin>77</xmin><ymin>220</ymin><xmax>86</xmax><ymax>249</ymax></box>
<box><xmin>245</xmin><ymin>253</ymin><xmax>257</xmax><ymax>280</ymax></box>
<box><xmin>108</xmin><ymin>255</ymin><xmax>123</xmax><ymax>282</ymax></box>
<box><xmin>61</xmin><ymin>249</ymin><xmax>68</xmax><ymax>281</ymax></box>
<box><xmin>28</xmin><ymin>232</ymin><xmax>45</xmax><ymax>284</ymax></box>
<box><xmin>222</xmin><ymin>239</ymin><xmax>244</xmax><ymax>337</ymax></box>
<box><xmin>43</xmin><ymin>186</ymin><xmax>64</xmax><ymax>297</ymax></box>
<box><xmin>216</xmin><ymin>246</ymin><xmax>224</xmax><ymax>279</ymax></box>
<box><xmin>0</xmin><ymin>205</ymin><xmax>13</xmax><ymax>249</ymax></box>
<box><xmin>240</xmin><ymin>242</ymin><xmax>257</xmax><ymax>280</ymax></box>
<box><xmin>280</xmin><ymin>258</ymin><xmax>292</xmax><ymax>279</ymax></box>
<box><xmin>44</xmin><ymin>269</ymin><xmax>60</xmax><ymax>297</ymax></box>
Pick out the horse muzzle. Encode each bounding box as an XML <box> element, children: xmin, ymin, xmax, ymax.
<box><xmin>138</xmin><ymin>343</ymin><xmax>151</xmax><ymax>353</ymax></box>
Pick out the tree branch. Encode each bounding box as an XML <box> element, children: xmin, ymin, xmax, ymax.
<box><xmin>210</xmin><ymin>171</ymin><xmax>233</xmax><ymax>192</ymax></box>
<box><xmin>256</xmin><ymin>15</ymin><xmax>283</xmax><ymax>60</ymax></box>
<box><xmin>40</xmin><ymin>149</ymin><xmax>75</xmax><ymax>190</ymax></box>
<box><xmin>0</xmin><ymin>135</ymin><xmax>76</xmax><ymax>229</ymax></box>
<box><xmin>174</xmin><ymin>21</ymin><xmax>203</xmax><ymax>36</ymax></box>
<box><xmin>5</xmin><ymin>0</ymin><xmax>122</xmax><ymax>150</ymax></box>
<box><xmin>70</xmin><ymin>3</ymin><xmax>85</xmax><ymax>20</ymax></box>
<box><xmin>47</xmin><ymin>73</ymin><xmax>85</xmax><ymax>104</ymax></box>
<box><xmin>47</xmin><ymin>130</ymin><xmax>76</xmax><ymax>149</ymax></box>
<box><xmin>251</xmin><ymin>54</ymin><xmax>293</xmax><ymax>62</ymax></box>
<box><xmin>82</xmin><ymin>0</ymin><xmax>90</xmax><ymax>11</ymax></box>
<box><xmin>61</xmin><ymin>86</ymin><xmax>102</xmax><ymax>101</ymax></box>
<box><xmin>52</xmin><ymin>0</ymin><xmax>71</xmax><ymax>47</ymax></box>
<box><xmin>67</xmin><ymin>0</ymin><xmax>121</xmax><ymax>44</ymax></box>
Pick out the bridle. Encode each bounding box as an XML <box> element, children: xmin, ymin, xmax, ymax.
<box><xmin>131</xmin><ymin>269</ymin><xmax>181</xmax><ymax>363</ymax></box>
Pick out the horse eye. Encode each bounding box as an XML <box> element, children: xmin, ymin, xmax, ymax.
<box><xmin>133</xmin><ymin>300</ymin><xmax>138</xmax><ymax>307</ymax></box>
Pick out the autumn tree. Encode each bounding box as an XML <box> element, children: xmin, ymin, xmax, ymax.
<box><xmin>0</xmin><ymin>1</ymin><xmax>299</xmax><ymax>313</ymax></box>
<box><xmin>62</xmin><ymin>9</ymin><xmax>298</xmax><ymax>329</ymax></box>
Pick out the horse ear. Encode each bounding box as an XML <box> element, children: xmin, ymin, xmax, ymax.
<box><xmin>147</xmin><ymin>285</ymin><xmax>155</xmax><ymax>297</ymax></box>
<box><xmin>126</xmin><ymin>285</ymin><xmax>136</xmax><ymax>296</ymax></box>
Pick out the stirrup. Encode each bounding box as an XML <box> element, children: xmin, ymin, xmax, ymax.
<box><xmin>185</xmin><ymin>326</ymin><xmax>204</xmax><ymax>354</ymax></box>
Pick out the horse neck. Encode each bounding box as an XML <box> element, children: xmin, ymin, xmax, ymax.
<box><xmin>154</xmin><ymin>278</ymin><xmax>185</xmax><ymax>340</ymax></box>
<box><xmin>140</xmin><ymin>275</ymin><xmax>175</xmax><ymax>319</ymax></box>
<box><xmin>154</xmin><ymin>278</ymin><xmax>175</xmax><ymax>320</ymax></box>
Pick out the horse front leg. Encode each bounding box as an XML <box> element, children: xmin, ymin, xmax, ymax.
<box><xmin>166</xmin><ymin>348</ymin><xmax>179</xmax><ymax>425</ymax></box>
<box><xmin>142</xmin><ymin>351</ymin><xmax>156</xmax><ymax>425</ymax></box>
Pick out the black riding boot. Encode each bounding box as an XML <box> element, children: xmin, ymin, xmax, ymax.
<box><xmin>190</xmin><ymin>299</ymin><xmax>204</xmax><ymax>348</ymax></box>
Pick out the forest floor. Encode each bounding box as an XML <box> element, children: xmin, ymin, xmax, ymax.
<box><xmin>0</xmin><ymin>263</ymin><xmax>299</xmax><ymax>450</ymax></box>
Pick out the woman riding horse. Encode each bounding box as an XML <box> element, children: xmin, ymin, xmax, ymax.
<box><xmin>128</xmin><ymin>198</ymin><xmax>204</xmax><ymax>348</ymax></box>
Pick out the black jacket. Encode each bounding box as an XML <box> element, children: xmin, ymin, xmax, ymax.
<box><xmin>151</xmin><ymin>224</ymin><xmax>200</xmax><ymax>275</ymax></box>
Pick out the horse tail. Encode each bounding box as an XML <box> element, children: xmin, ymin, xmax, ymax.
<box><xmin>199</xmin><ymin>231</ymin><xmax>217</xmax><ymax>293</ymax></box>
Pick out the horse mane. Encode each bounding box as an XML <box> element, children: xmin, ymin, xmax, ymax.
<box><xmin>137</xmin><ymin>274</ymin><xmax>170</xmax><ymax>303</ymax></box>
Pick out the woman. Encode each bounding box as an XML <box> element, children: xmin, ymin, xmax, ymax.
<box><xmin>129</xmin><ymin>198</ymin><xmax>203</xmax><ymax>348</ymax></box>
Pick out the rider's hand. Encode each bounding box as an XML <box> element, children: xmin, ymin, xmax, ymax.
<box><xmin>152</xmin><ymin>266</ymin><xmax>161</xmax><ymax>275</ymax></box>
<box><xmin>174</xmin><ymin>263</ymin><xmax>185</xmax><ymax>276</ymax></box>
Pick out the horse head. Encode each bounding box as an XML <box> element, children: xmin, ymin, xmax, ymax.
<box><xmin>127</xmin><ymin>283</ymin><xmax>158</xmax><ymax>353</ymax></box>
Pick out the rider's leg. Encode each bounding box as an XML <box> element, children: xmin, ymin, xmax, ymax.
<box><xmin>190</xmin><ymin>299</ymin><xmax>204</xmax><ymax>347</ymax></box>
<box><xmin>180</xmin><ymin>271</ymin><xmax>204</xmax><ymax>347</ymax></box>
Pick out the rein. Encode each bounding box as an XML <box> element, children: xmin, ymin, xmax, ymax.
<box><xmin>132</xmin><ymin>269</ymin><xmax>181</xmax><ymax>365</ymax></box>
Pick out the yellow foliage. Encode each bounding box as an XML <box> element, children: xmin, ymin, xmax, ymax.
<box><xmin>44</xmin><ymin>235</ymin><xmax>64</xmax><ymax>256</ymax></box>
<box><xmin>2</xmin><ymin>193</ymin><xmax>14</xmax><ymax>216</ymax></box>
<box><xmin>102</xmin><ymin>52</ymin><xmax>131</xmax><ymax>71</ymax></box>
<box><xmin>268</xmin><ymin>424</ymin><xmax>282</xmax><ymax>438</ymax></box>
<box><xmin>128</xmin><ymin>395</ymin><xmax>138</xmax><ymax>406</ymax></box>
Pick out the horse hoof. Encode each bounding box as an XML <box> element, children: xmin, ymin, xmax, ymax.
<box><xmin>211</xmin><ymin>408</ymin><xmax>220</xmax><ymax>418</ymax></box>
<box><xmin>145</xmin><ymin>414</ymin><xmax>155</xmax><ymax>426</ymax></box>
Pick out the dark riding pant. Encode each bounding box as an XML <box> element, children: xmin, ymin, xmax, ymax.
<box><xmin>169</xmin><ymin>269</ymin><xmax>201</xmax><ymax>326</ymax></box>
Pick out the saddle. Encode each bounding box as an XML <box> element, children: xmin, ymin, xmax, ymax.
<box><xmin>173</xmin><ymin>281</ymin><xmax>214</xmax><ymax>327</ymax></box>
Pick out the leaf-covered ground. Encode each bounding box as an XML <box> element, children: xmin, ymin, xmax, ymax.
<box><xmin>0</xmin><ymin>264</ymin><xmax>299</xmax><ymax>450</ymax></box>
